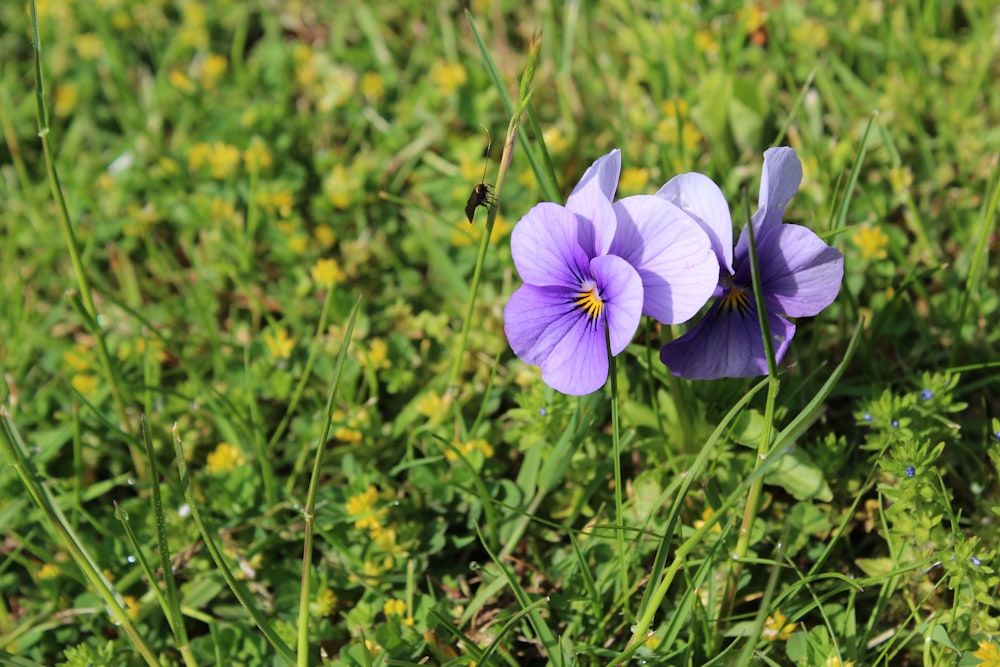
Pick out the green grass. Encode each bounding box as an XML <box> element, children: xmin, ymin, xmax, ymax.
<box><xmin>1</xmin><ymin>1</ymin><xmax>999</xmax><ymax>665</ymax></box>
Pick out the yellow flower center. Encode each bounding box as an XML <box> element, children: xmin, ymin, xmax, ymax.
<box><xmin>575</xmin><ymin>283</ymin><xmax>604</xmax><ymax>320</ymax></box>
<box><xmin>720</xmin><ymin>285</ymin><xmax>751</xmax><ymax>312</ymax></box>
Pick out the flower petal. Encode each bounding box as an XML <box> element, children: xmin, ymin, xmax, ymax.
<box><xmin>659</xmin><ymin>300</ymin><xmax>796</xmax><ymax>379</ymax></box>
<box><xmin>754</xmin><ymin>223</ymin><xmax>844</xmax><ymax>317</ymax></box>
<box><xmin>736</xmin><ymin>146</ymin><xmax>802</xmax><ymax>258</ymax></box>
<box><xmin>567</xmin><ymin>150</ymin><xmax>621</xmax><ymax>256</ymax></box>
<box><xmin>589</xmin><ymin>254</ymin><xmax>643</xmax><ymax>355</ymax></box>
<box><xmin>503</xmin><ymin>254</ymin><xmax>642</xmax><ymax>395</ymax></box>
<box><xmin>510</xmin><ymin>202</ymin><xmax>594</xmax><ymax>287</ymax></box>
<box><xmin>569</xmin><ymin>148</ymin><xmax>621</xmax><ymax>201</ymax></box>
<box><xmin>611</xmin><ymin>195</ymin><xmax>719</xmax><ymax>324</ymax></box>
<box><xmin>656</xmin><ymin>172</ymin><xmax>734</xmax><ymax>273</ymax></box>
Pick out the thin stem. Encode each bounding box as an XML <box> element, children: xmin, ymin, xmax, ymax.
<box><xmin>607</xmin><ymin>327</ymin><xmax>629</xmax><ymax>603</ymax></box>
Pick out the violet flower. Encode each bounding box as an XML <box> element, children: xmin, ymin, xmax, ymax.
<box><xmin>658</xmin><ymin>147</ymin><xmax>844</xmax><ymax>379</ymax></box>
<box><xmin>504</xmin><ymin>150</ymin><xmax>718</xmax><ymax>395</ymax></box>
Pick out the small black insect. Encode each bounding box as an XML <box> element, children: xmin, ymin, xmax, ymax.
<box><xmin>465</xmin><ymin>128</ymin><xmax>495</xmax><ymax>223</ymax></box>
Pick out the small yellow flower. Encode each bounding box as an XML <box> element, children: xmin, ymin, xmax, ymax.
<box><xmin>187</xmin><ymin>142</ymin><xmax>213</xmax><ymax>171</ymax></box>
<box><xmin>206</xmin><ymin>442</ymin><xmax>245</xmax><ymax>474</ymax></box>
<box><xmin>74</xmin><ymin>33</ymin><xmax>104</xmax><ymax>60</ymax></box>
<box><xmin>243</xmin><ymin>138</ymin><xmax>273</xmax><ymax>172</ymax></box>
<box><xmin>325</xmin><ymin>165</ymin><xmax>361</xmax><ymax>210</ymax></box>
<box><xmin>853</xmin><ymin>225</ymin><xmax>889</xmax><ymax>261</ymax></box>
<box><xmin>367</xmin><ymin>338</ymin><xmax>391</xmax><ymax>370</ymax></box>
<box><xmin>739</xmin><ymin>4</ymin><xmax>767</xmax><ymax>34</ymax></box>
<box><xmin>542</xmin><ymin>126</ymin><xmax>569</xmax><ymax>155</ymax></box>
<box><xmin>209</xmin><ymin>197</ymin><xmax>240</xmax><ymax>225</ymax></box>
<box><xmin>54</xmin><ymin>83</ymin><xmax>78</xmax><ymax>117</ymax></box>
<box><xmin>288</xmin><ymin>234</ymin><xmax>309</xmax><ymax>255</ymax></box>
<box><xmin>644</xmin><ymin>635</ymin><xmax>661</xmax><ymax>650</ymax></box>
<box><xmin>169</xmin><ymin>70</ymin><xmax>195</xmax><ymax>94</ymax></box>
<box><xmin>661</xmin><ymin>99</ymin><xmax>689</xmax><ymax>118</ymax></box>
<box><xmin>122</xmin><ymin>595</ymin><xmax>141</xmax><ymax>620</ymax></box>
<box><xmin>973</xmin><ymin>640</ymin><xmax>1000</xmax><ymax>667</ymax></box>
<box><xmin>63</xmin><ymin>344</ymin><xmax>92</xmax><ymax>372</ymax></box>
<box><xmin>694</xmin><ymin>29</ymin><xmax>719</xmax><ymax>57</ymax></box>
<box><xmin>200</xmin><ymin>53</ymin><xmax>228</xmax><ymax>89</ymax></box>
<box><xmin>363</xmin><ymin>638</ymin><xmax>381</xmax><ymax>658</ymax></box>
<box><xmin>179</xmin><ymin>3</ymin><xmax>208</xmax><ymax>49</ymax></box>
<box><xmin>415</xmin><ymin>391</ymin><xmax>443</xmax><ymax>418</ymax></box>
<box><xmin>619</xmin><ymin>167</ymin><xmax>650</xmax><ymax>194</ymax></box>
<box><xmin>360</xmin><ymin>71</ymin><xmax>385</xmax><ymax>102</ymax></box>
<box><xmin>71</xmin><ymin>374</ymin><xmax>99</xmax><ymax>397</ymax></box>
<box><xmin>692</xmin><ymin>507</ymin><xmax>723</xmax><ymax>535</ymax></box>
<box><xmin>207</xmin><ymin>142</ymin><xmax>241</xmax><ymax>180</ymax></box>
<box><xmin>37</xmin><ymin>563</ymin><xmax>61</xmax><ymax>580</ymax></box>
<box><xmin>265</xmin><ymin>328</ymin><xmax>295</xmax><ymax>360</ymax></box>
<box><xmin>761</xmin><ymin>610</ymin><xmax>797</xmax><ymax>641</ymax></box>
<box><xmin>311</xmin><ymin>258</ymin><xmax>346</xmax><ymax>288</ymax></box>
<box><xmin>383</xmin><ymin>599</ymin><xmax>407</xmax><ymax>616</ymax></box>
<box><xmin>429</xmin><ymin>60</ymin><xmax>467</xmax><ymax>95</ymax></box>
<box><xmin>313</xmin><ymin>588</ymin><xmax>338</xmax><ymax>616</ymax></box>
<box><xmin>824</xmin><ymin>655</ymin><xmax>855</xmax><ymax>667</ymax></box>
<box><xmin>334</xmin><ymin>427</ymin><xmax>363</xmax><ymax>444</ymax></box>
<box><xmin>346</xmin><ymin>486</ymin><xmax>386</xmax><ymax>531</ymax></box>
<box><xmin>314</xmin><ymin>225</ymin><xmax>337</xmax><ymax>248</ymax></box>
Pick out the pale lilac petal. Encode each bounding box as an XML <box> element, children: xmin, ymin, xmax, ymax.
<box><xmin>566</xmin><ymin>180</ymin><xmax>618</xmax><ymax>258</ymax></box>
<box><xmin>611</xmin><ymin>195</ymin><xmax>719</xmax><ymax>324</ymax></box>
<box><xmin>660</xmin><ymin>300</ymin><xmax>796</xmax><ymax>379</ymax></box>
<box><xmin>656</xmin><ymin>172</ymin><xmax>734</xmax><ymax>273</ymax></box>
<box><xmin>589</xmin><ymin>254</ymin><xmax>643</xmax><ymax>355</ymax></box>
<box><xmin>569</xmin><ymin>148</ymin><xmax>621</xmax><ymax>201</ymax></box>
<box><xmin>737</xmin><ymin>146</ymin><xmax>802</xmax><ymax>258</ymax></box>
<box><xmin>755</xmin><ymin>224</ymin><xmax>844</xmax><ymax>317</ymax></box>
<box><xmin>510</xmin><ymin>203</ymin><xmax>593</xmax><ymax>287</ymax></box>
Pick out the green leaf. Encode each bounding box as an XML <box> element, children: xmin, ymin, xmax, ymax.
<box><xmin>764</xmin><ymin>447</ymin><xmax>832</xmax><ymax>501</ymax></box>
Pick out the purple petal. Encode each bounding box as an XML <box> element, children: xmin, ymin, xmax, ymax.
<box><xmin>756</xmin><ymin>224</ymin><xmax>844</xmax><ymax>317</ymax></box>
<box><xmin>736</xmin><ymin>147</ymin><xmax>802</xmax><ymax>258</ymax></box>
<box><xmin>659</xmin><ymin>299</ymin><xmax>796</xmax><ymax>379</ymax></box>
<box><xmin>656</xmin><ymin>172</ymin><xmax>734</xmax><ymax>273</ymax></box>
<box><xmin>510</xmin><ymin>203</ymin><xmax>594</xmax><ymax>287</ymax></box>
<box><xmin>611</xmin><ymin>195</ymin><xmax>719</xmax><ymax>324</ymax></box>
<box><xmin>503</xmin><ymin>255</ymin><xmax>642</xmax><ymax>395</ymax></box>
<box><xmin>566</xmin><ymin>159</ymin><xmax>619</xmax><ymax>258</ymax></box>
<box><xmin>569</xmin><ymin>148</ymin><xmax>621</xmax><ymax>201</ymax></box>
<box><xmin>589</xmin><ymin>254</ymin><xmax>643</xmax><ymax>355</ymax></box>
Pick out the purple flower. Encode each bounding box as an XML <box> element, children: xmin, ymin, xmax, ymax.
<box><xmin>504</xmin><ymin>150</ymin><xmax>719</xmax><ymax>395</ymax></box>
<box><xmin>658</xmin><ymin>147</ymin><xmax>844</xmax><ymax>379</ymax></box>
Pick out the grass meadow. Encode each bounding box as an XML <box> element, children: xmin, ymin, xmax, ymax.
<box><xmin>2</xmin><ymin>1</ymin><xmax>1000</xmax><ymax>665</ymax></box>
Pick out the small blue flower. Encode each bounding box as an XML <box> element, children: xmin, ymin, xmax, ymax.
<box><xmin>920</xmin><ymin>389</ymin><xmax>933</xmax><ymax>401</ymax></box>
<box><xmin>539</xmin><ymin>407</ymin><xmax>547</xmax><ymax>417</ymax></box>
<box><xmin>891</xmin><ymin>419</ymin><xmax>899</xmax><ymax>428</ymax></box>
<box><xmin>906</xmin><ymin>465</ymin><xmax>915</xmax><ymax>477</ymax></box>
<box><xmin>994</xmin><ymin>430</ymin><xmax>1000</xmax><ymax>442</ymax></box>
<box><xmin>971</xmin><ymin>556</ymin><xmax>982</xmax><ymax>566</ymax></box>
<box><xmin>863</xmin><ymin>412</ymin><xmax>873</xmax><ymax>422</ymax></box>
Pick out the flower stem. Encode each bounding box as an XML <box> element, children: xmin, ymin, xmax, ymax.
<box><xmin>607</xmin><ymin>328</ymin><xmax>629</xmax><ymax>601</ymax></box>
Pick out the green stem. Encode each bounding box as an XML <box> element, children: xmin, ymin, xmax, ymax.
<box><xmin>607</xmin><ymin>329</ymin><xmax>629</xmax><ymax>602</ymax></box>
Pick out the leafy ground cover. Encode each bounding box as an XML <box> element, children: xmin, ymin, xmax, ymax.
<box><xmin>1</xmin><ymin>1</ymin><xmax>999</xmax><ymax>665</ymax></box>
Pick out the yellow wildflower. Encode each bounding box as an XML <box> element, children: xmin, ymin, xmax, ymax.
<box><xmin>383</xmin><ymin>599</ymin><xmax>406</xmax><ymax>616</ymax></box>
<box><xmin>825</xmin><ymin>656</ymin><xmax>855</xmax><ymax>667</ymax></box>
<box><xmin>243</xmin><ymin>138</ymin><xmax>273</xmax><ymax>172</ymax></box>
<box><xmin>889</xmin><ymin>165</ymin><xmax>913</xmax><ymax>202</ymax></box>
<box><xmin>542</xmin><ymin>126</ymin><xmax>569</xmax><ymax>155</ymax></box>
<box><xmin>661</xmin><ymin>99</ymin><xmax>689</xmax><ymax>118</ymax></box>
<box><xmin>415</xmin><ymin>391</ymin><xmax>444</xmax><ymax>418</ymax></box>
<box><xmin>360</xmin><ymin>71</ymin><xmax>385</xmax><ymax>102</ymax></box>
<box><xmin>451</xmin><ymin>214</ymin><xmax>511</xmax><ymax>247</ymax></box>
<box><xmin>54</xmin><ymin>83</ymin><xmax>78</xmax><ymax>117</ymax></box>
<box><xmin>739</xmin><ymin>5</ymin><xmax>766</xmax><ymax>34</ymax></box>
<box><xmin>334</xmin><ymin>427</ymin><xmax>363</xmax><ymax>444</ymax></box>
<box><xmin>74</xmin><ymin>33</ymin><xmax>104</xmax><ymax>60</ymax></box>
<box><xmin>37</xmin><ymin>563</ymin><xmax>61</xmax><ymax>580</ymax></box>
<box><xmin>325</xmin><ymin>165</ymin><xmax>361</xmax><ymax>209</ymax></box>
<box><xmin>206</xmin><ymin>442</ymin><xmax>245</xmax><ymax>474</ymax></box>
<box><xmin>187</xmin><ymin>142</ymin><xmax>213</xmax><ymax>171</ymax></box>
<box><xmin>169</xmin><ymin>70</ymin><xmax>195</xmax><ymax>94</ymax></box>
<box><xmin>761</xmin><ymin>610</ymin><xmax>797</xmax><ymax>641</ymax></box>
<box><xmin>199</xmin><ymin>53</ymin><xmax>228</xmax><ymax>89</ymax></box>
<box><xmin>71</xmin><ymin>374</ymin><xmax>98</xmax><ymax>397</ymax></box>
<box><xmin>265</xmin><ymin>328</ymin><xmax>295</xmax><ymax>360</ymax></box>
<box><xmin>314</xmin><ymin>225</ymin><xmax>337</xmax><ymax>248</ymax></box>
<box><xmin>288</xmin><ymin>234</ymin><xmax>309</xmax><ymax>255</ymax></box>
<box><xmin>429</xmin><ymin>60</ymin><xmax>467</xmax><ymax>95</ymax></box>
<box><xmin>853</xmin><ymin>225</ymin><xmax>889</xmax><ymax>261</ymax></box>
<box><xmin>367</xmin><ymin>338</ymin><xmax>391</xmax><ymax>370</ymax></box>
<box><xmin>364</xmin><ymin>639</ymin><xmax>381</xmax><ymax>658</ymax></box>
<box><xmin>258</xmin><ymin>190</ymin><xmax>294</xmax><ymax>218</ymax></box>
<box><xmin>63</xmin><ymin>344</ymin><xmax>92</xmax><ymax>372</ymax></box>
<box><xmin>122</xmin><ymin>595</ymin><xmax>140</xmax><ymax>620</ymax></box>
<box><xmin>179</xmin><ymin>2</ymin><xmax>208</xmax><ymax>50</ymax></box>
<box><xmin>619</xmin><ymin>167</ymin><xmax>650</xmax><ymax>194</ymax></box>
<box><xmin>209</xmin><ymin>197</ymin><xmax>240</xmax><ymax>225</ymax></box>
<box><xmin>973</xmin><ymin>640</ymin><xmax>1000</xmax><ymax>667</ymax></box>
<box><xmin>346</xmin><ymin>486</ymin><xmax>386</xmax><ymax>531</ymax></box>
<box><xmin>311</xmin><ymin>258</ymin><xmax>346</xmax><ymax>288</ymax></box>
<box><xmin>694</xmin><ymin>29</ymin><xmax>719</xmax><ymax>57</ymax></box>
<box><xmin>692</xmin><ymin>507</ymin><xmax>723</xmax><ymax>535</ymax></box>
<box><xmin>445</xmin><ymin>439</ymin><xmax>495</xmax><ymax>462</ymax></box>
<box><xmin>313</xmin><ymin>588</ymin><xmax>338</xmax><ymax>616</ymax></box>
<box><xmin>206</xmin><ymin>142</ymin><xmax>241</xmax><ymax>179</ymax></box>
<box><xmin>644</xmin><ymin>635</ymin><xmax>661</xmax><ymax>650</ymax></box>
